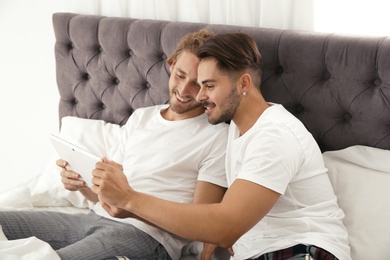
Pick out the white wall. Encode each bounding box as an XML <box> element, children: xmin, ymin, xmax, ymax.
<box><xmin>314</xmin><ymin>0</ymin><xmax>390</xmax><ymax>36</ymax></box>
<box><xmin>0</xmin><ymin>0</ymin><xmax>101</xmax><ymax>192</ymax></box>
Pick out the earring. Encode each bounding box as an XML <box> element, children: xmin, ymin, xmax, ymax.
<box><xmin>243</xmin><ymin>92</ymin><xmax>247</xmax><ymax>96</ymax></box>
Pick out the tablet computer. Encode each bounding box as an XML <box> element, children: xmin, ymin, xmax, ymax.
<box><xmin>50</xmin><ymin>134</ymin><xmax>101</xmax><ymax>187</ymax></box>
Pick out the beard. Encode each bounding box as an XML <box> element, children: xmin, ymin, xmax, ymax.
<box><xmin>204</xmin><ymin>84</ymin><xmax>240</xmax><ymax>125</ymax></box>
<box><xmin>170</xmin><ymin>101</ymin><xmax>203</xmax><ymax>114</ymax></box>
<box><xmin>169</xmin><ymin>91</ymin><xmax>203</xmax><ymax>114</ymax></box>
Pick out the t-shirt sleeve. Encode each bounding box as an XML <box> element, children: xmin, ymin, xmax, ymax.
<box><xmin>236</xmin><ymin>124</ymin><xmax>303</xmax><ymax>195</ymax></box>
<box><xmin>110</xmin><ymin>111</ymin><xmax>140</xmax><ymax>164</ymax></box>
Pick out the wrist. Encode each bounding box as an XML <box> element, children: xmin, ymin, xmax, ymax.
<box><xmin>122</xmin><ymin>189</ymin><xmax>139</xmax><ymax>213</ymax></box>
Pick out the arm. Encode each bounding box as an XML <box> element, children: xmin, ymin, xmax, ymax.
<box><xmin>192</xmin><ymin>181</ymin><xmax>228</xmax><ymax>259</ymax></box>
<box><xmin>131</xmin><ymin>179</ymin><xmax>279</xmax><ymax>248</ymax></box>
<box><xmin>92</xmin><ymin>159</ymin><xmax>280</xmax><ymax>248</ymax></box>
<box><xmin>56</xmin><ymin>159</ymin><xmax>98</xmax><ymax>203</ymax></box>
<box><xmin>192</xmin><ymin>181</ymin><xmax>226</xmax><ymax>204</ymax></box>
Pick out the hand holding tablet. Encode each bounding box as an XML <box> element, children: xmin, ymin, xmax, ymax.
<box><xmin>50</xmin><ymin>134</ymin><xmax>102</xmax><ymax>187</ymax></box>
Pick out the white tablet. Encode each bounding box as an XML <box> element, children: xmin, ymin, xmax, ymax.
<box><xmin>50</xmin><ymin>134</ymin><xmax>102</xmax><ymax>187</ymax></box>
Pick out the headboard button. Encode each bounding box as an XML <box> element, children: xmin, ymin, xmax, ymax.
<box><xmin>323</xmin><ymin>71</ymin><xmax>331</xmax><ymax>80</ymax></box>
<box><xmin>373</xmin><ymin>78</ymin><xmax>382</xmax><ymax>86</ymax></box>
<box><xmin>295</xmin><ymin>104</ymin><xmax>304</xmax><ymax>113</ymax></box>
<box><xmin>343</xmin><ymin>113</ymin><xmax>352</xmax><ymax>121</ymax></box>
<box><xmin>276</xmin><ymin>66</ymin><xmax>284</xmax><ymax>74</ymax></box>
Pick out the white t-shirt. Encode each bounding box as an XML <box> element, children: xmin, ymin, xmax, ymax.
<box><xmin>93</xmin><ymin>104</ymin><xmax>228</xmax><ymax>260</ymax></box>
<box><xmin>226</xmin><ymin>104</ymin><xmax>351</xmax><ymax>260</ymax></box>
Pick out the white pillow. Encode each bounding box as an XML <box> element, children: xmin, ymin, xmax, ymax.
<box><xmin>29</xmin><ymin>116</ymin><xmax>123</xmax><ymax>208</ymax></box>
<box><xmin>58</xmin><ymin>116</ymin><xmax>123</xmax><ymax>158</ymax></box>
<box><xmin>323</xmin><ymin>145</ymin><xmax>390</xmax><ymax>260</ymax></box>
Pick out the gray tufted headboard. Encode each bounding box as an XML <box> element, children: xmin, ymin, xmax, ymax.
<box><xmin>52</xmin><ymin>12</ymin><xmax>390</xmax><ymax>152</ymax></box>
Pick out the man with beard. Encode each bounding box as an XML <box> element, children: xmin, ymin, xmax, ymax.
<box><xmin>93</xmin><ymin>32</ymin><xmax>351</xmax><ymax>260</ymax></box>
<box><xmin>0</xmin><ymin>30</ymin><xmax>228</xmax><ymax>260</ymax></box>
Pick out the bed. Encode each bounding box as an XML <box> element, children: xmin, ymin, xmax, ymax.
<box><xmin>0</xmin><ymin>12</ymin><xmax>389</xmax><ymax>260</ymax></box>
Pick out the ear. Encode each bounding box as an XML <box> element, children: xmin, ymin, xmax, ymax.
<box><xmin>239</xmin><ymin>73</ymin><xmax>252</xmax><ymax>94</ymax></box>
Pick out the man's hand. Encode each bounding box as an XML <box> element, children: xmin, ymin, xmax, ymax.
<box><xmin>56</xmin><ymin>159</ymin><xmax>86</xmax><ymax>190</ymax></box>
<box><xmin>201</xmin><ymin>243</ymin><xmax>217</xmax><ymax>260</ymax></box>
<box><xmin>100</xmin><ymin>200</ymin><xmax>137</xmax><ymax>218</ymax></box>
<box><xmin>201</xmin><ymin>243</ymin><xmax>234</xmax><ymax>260</ymax></box>
<box><xmin>56</xmin><ymin>159</ymin><xmax>98</xmax><ymax>203</ymax></box>
<box><xmin>91</xmin><ymin>158</ymin><xmax>133</xmax><ymax>210</ymax></box>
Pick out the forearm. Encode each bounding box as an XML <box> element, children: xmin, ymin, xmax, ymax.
<box><xmin>123</xmin><ymin>190</ymin><xmax>239</xmax><ymax>247</ymax></box>
<box><xmin>119</xmin><ymin>179</ymin><xmax>279</xmax><ymax>248</ymax></box>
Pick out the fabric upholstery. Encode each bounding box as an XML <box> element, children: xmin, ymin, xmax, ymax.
<box><xmin>52</xmin><ymin>12</ymin><xmax>390</xmax><ymax>152</ymax></box>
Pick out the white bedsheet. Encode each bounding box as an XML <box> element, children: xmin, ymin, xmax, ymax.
<box><xmin>0</xmin><ymin>197</ymin><xmax>80</xmax><ymax>260</ymax></box>
<box><xmin>0</xmin><ymin>168</ymin><xmax>90</xmax><ymax>260</ymax></box>
<box><xmin>0</xmin><ymin>226</ymin><xmax>60</xmax><ymax>260</ymax></box>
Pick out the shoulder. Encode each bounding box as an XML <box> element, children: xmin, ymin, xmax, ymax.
<box><xmin>129</xmin><ymin>104</ymin><xmax>166</xmax><ymax>119</ymax></box>
<box><xmin>134</xmin><ymin>104</ymin><xmax>167</xmax><ymax>114</ymax></box>
<box><xmin>202</xmin><ymin>120</ymin><xmax>229</xmax><ymax>138</ymax></box>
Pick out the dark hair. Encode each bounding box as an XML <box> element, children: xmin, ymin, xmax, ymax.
<box><xmin>167</xmin><ymin>30</ymin><xmax>215</xmax><ymax>66</ymax></box>
<box><xmin>197</xmin><ymin>32</ymin><xmax>263</xmax><ymax>90</ymax></box>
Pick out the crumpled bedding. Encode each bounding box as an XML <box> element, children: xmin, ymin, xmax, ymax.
<box><xmin>0</xmin><ymin>225</ymin><xmax>61</xmax><ymax>260</ymax></box>
<box><xmin>0</xmin><ymin>156</ymin><xmax>91</xmax><ymax>260</ymax></box>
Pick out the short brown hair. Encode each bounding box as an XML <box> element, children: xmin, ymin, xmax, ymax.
<box><xmin>197</xmin><ymin>32</ymin><xmax>263</xmax><ymax>90</ymax></box>
<box><xmin>167</xmin><ymin>30</ymin><xmax>215</xmax><ymax>66</ymax></box>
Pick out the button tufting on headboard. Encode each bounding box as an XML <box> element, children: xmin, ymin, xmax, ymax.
<box><xmin>373</xmin><ymin>78</ymin><xmax>382</xmax><ymax>86</ymax></box>
<box><xmin>323</xmin><ymin>71</ymin><xmax>331</xmax><ymax>81</ymax></box>
<box><xmin>276</xmin><ymin>66</ymin><xmax>284</xmax><ymax>74</ymax></box>
<box><xmin>295</xmin><ymin>105</ymin><xmax>304</xmax><ymax>113</ymax></box>
<box><xmin>343</xmin><ymin>113</ymin><xmax>352</xmax><ymax>121</ymax></box>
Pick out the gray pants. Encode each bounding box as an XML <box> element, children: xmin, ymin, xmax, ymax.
<box><xmin>0</xmin><ymin>210</ymin><xmax>171</xmax><ymax>260</ymax></box>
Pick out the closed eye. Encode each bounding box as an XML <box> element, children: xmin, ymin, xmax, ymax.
<box><xmin>194</xmin><ymin>82</ymin><xmax>201</xmax><ymax>88</ymax></box>
<box><xmin>177</xmin><ymin>73</ymin><xmax>185</xmax><ymax>79</ymax></box>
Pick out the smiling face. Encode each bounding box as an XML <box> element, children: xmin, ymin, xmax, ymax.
<box><xmin>196</xmin><ymin>57</ymin><xmax>241</xmax><ymax>125</ymax></box>
<box><xmin>165</xmin><ymin>51</ymin><xmax>205</xmax><ymax>120</ymax></box>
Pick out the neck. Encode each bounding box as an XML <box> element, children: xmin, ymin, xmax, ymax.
<box><xmin>233</xmin><ymin>93</ymin><xmax>269</xmax><ymax>136</ymax></box>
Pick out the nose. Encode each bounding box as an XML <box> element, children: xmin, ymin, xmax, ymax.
<box><xmin>196</xmin><ymin>85</ymin><xmax>207</xmax><ymax>102</ymax></box>
<box><xmin>179</xmin><ymin>80</ymin><xmax>194</xmax><ymax>96</ymax></box>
